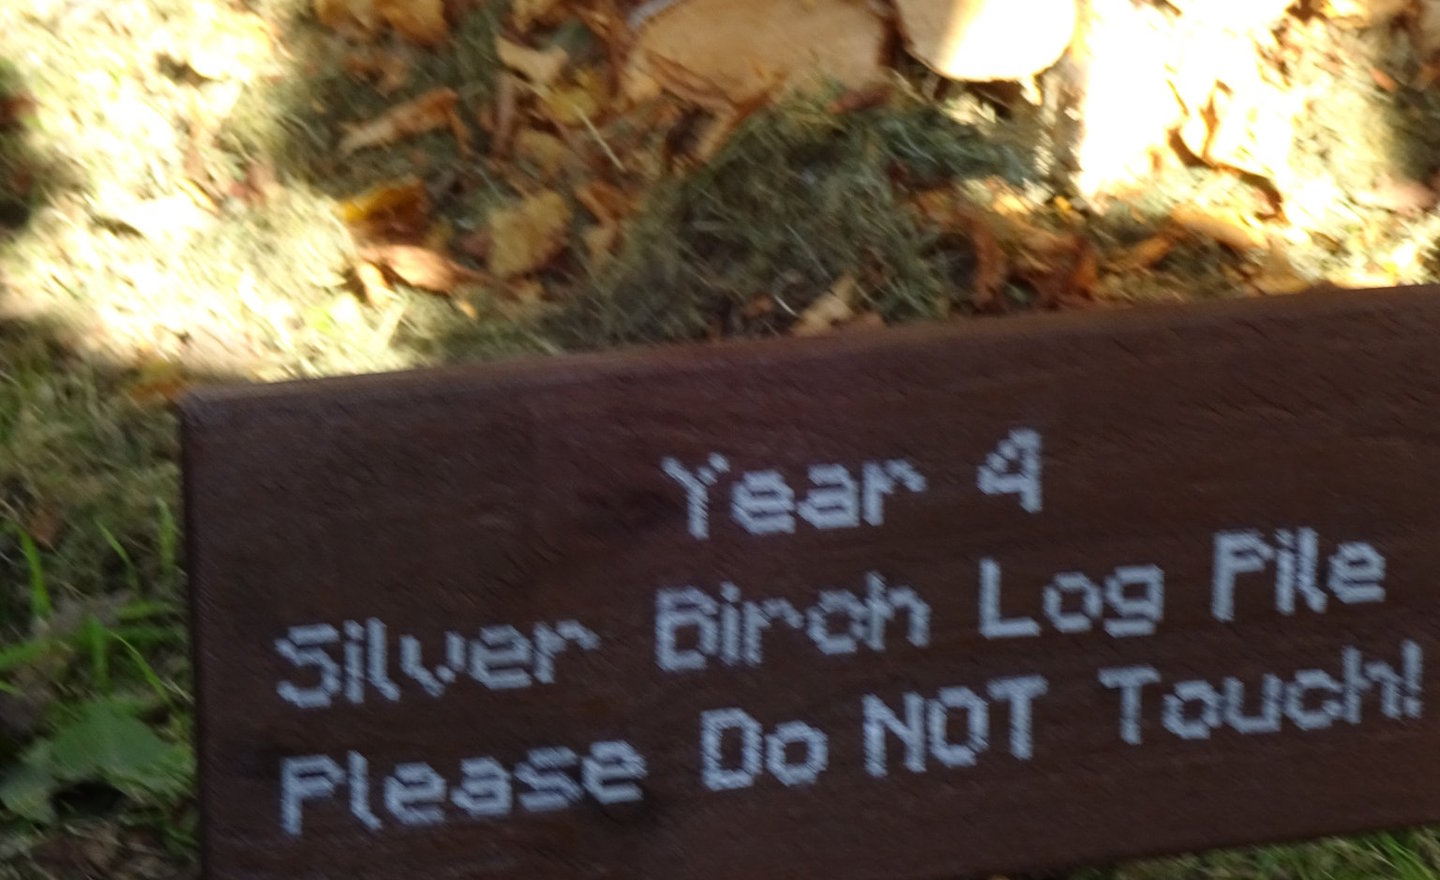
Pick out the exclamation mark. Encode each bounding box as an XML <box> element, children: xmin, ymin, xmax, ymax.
<box><xmin>1404</xmin><ymin>640</ymin><xmax>1424</xmax><ymax>718</ymax></box>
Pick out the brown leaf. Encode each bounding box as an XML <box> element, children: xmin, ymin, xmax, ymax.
<box><xmin>376</xmin><ymin>0</ymin><xmax>447</xmax><ymax>45</ymax></box>
<box><xmin>582</xmin><ymin>221</ymin><xmax>620</xmax><ymax>266</ymax></box>
<box><xmin>793</xmin><ymin>276</ymin><xmax>859</xmax><ymax>336</ymax></box>
<box><xmin>1170</xmin><ymin>204</ymin><xmax>1266</xmax><ymax>252</ymax></box>
<box><xmin>337</xmin><ymin>176</ymin><xmax>431</xmax><ymax>243</ymax></box>
<box><xmin>343</xmin><ymin>49</ymin><xmax>411</xmax><ymax>95</ymax></box>
<box><xmin>1109</xmin><ymin>234</ymin><xmax>1174</xmax><ymax>272</ymax></box>
<box><xmin>1014</xmin><ymin>234</ymin><xmax>1095</xmax><ymax>308</ymax></box>
<box><xmin>315</xmin><ymin>0</ymin><xmax>380</xmax><ymax>39</ymax></box>
<box><xmin>0</xmin><ymin>93</ymin><xmax>35</xmax><ymax>128</ymax></box>
<box><xmin>497</xmin><ymin>37</ymin><xmax>569</xmax><ymax>87</ymax></box>
<box><xmin>828</xmin><ymin>82</ymin><xmax>893</xmax><ymax>114</ymax></box>
<box><xmin>574</xmin><ymin>179</ymin><xmax>632</xmax><ymax>224</ymax></box>
<box><xmin>955</xmin><ymin>204</ymin><xmax>1006</xmax><ymax>311</ymax></box>
<box><xmin>1249</xmin><ymin>248</ymin><xmax>1310</xmax><ymax>295</ymax></box>
<box><xmin>492</xmin><ymin>74</ymin><xmax>520</xmax><ymax>157</ymax></box>
<box><xmin>455</xmin><ymin>230</ymin><xmax>490</xmax><ymax>261</ymax></box>
<box><xmin>487</xmin><ymin>190</ymin><xmax>574</xmax><ymax>278</ymax></box>
<box><xmin>23</xmin><ymin>504</ymin><xmax>65</xmax><ymax>549</ymax></box>
<box><xmin>447</xmin><ymin>104</ymin><xmax>474</xmax><ymax>158</ymax></box>
<box><xmin>353</xmin><ymin>259</ymin><xmax>395</xmax><ymax>304</ymax></box>
<box><xmin>123</xmin><ymin>360</ymin><xmax>195</xmax><ymax>407</ymax></box>
<box><xmin>359</xmin><ymin>244</ymin><xmax>488</xmax><ymax>294</ymax></box>
<box><xmin>339</xmin><ymin>88</ymin><xmax>459</xmax><ymax>155</ymax></box>
<box><xmin>511</xmin><ymin>0</ymin><xmax>565</xmax><ymax>32</ymax></box>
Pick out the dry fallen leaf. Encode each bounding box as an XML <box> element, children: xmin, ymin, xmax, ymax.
<box><xmin>624</xmin><ymin>0</ymin><xmax>886</xmax><ymax>108</ymax></box>
<box><xmin>492</xmin><ymin>73</ymin><xmax>520</xmax><ymax>157</ymax></box>
<box><xmin>956</xmin><ymin>204</ymin><xmax>1006</xmax><ymax>311</ymax></box>
<box><xmin>511</xmin><ymin>0</ymin><xmax>565</xmax><ymax>31</ymax></box>
<box><xmin>488</xmin><ymin>190</ymin><xmax>574</xmax><ymax>278</ymax></box>
<box><xmin>23</xmin><ymin>504</ymin><xmax>65</xmax><ymax>549</ymax></box>
<box><xmin>1351</xmin><ymin>175</ymin><xmax>1439</xmax><ymax>216</ymax></box>
<box><xmin>315</xmin><ymin>0</ymin><xmax>380</xmax><ymax>38</ymax></box>
<box><xmin>540</xmin><ymin>67</ymin><xmax>608</xmax><ymax>127</ymax></box>
<box><xmin>497</xmin><ymin>37</ymin><xmax>569</xmax><ymax>87</ymax></box>
<box><xmin>828</xmin><ymin>82</ymin><xmax>894</xmax><ymax>114</ymax></box>
<box><xmin>512</xmin><ymin>128</ymin><xmax>573</xmax><ymax>179</ymax></box>
<box><xmin>894</xmin><ymin>0</ymin><xmax>1077</xmax><ymax>82</ymax></box>
<box><xmin>1170</xmin><ymin>204</ymin><xmax>1266</xmax><ymax>252</ymax></box>
<box><xmin>793</xmin><ymin>276</ymin><xmax>859</xmax><ymax>336</ymax></box>
<box><xmin>343</xmin><ymin>49</ymin><xmax>411</xmax><ymax>95</ymax></box>
<box><xmin>1249</xmin><ymin>248</ymin><xmax>1310</xmax><ymax>295</ymax></box>
<box><xmin>353</xmin><ymin>259</ymin><xmax>395</xmax><ymax>304</ymax></box>
<box><xmin>359</xmin><ymin>244</ymin><xmax>488</xmax><ymax>294</ymax></box>
<box><xmin>582</xmin><ymin>222</ymin><xmax>620</xmax><ymax>266</ymax></box>
<box><xmin>574</xmin><ymin>179</ymin><xmax>632</xmax><ymax>224</ymax></box>
<box><xmin>0</xmin><ymin>93</ymin><xmax>35</xmax><ymax>128</ymax></box>
<box><xmin>505</xmin><ymin>278</ymin><xmax>547</xmax><ymax>303</ymax></box>
<box><xmin>337</xmin><ymin>176</ymin><xmax>431</xmax><ymax>242</ymax></box>
<box><xmin>1108</xmin><ymin>234</ymin><xmax>1174</xmax><ymax>272</ymax></box>
<box><xmin>377</xmin><ymin>0</ymin><xmax>447</xmax><ymax>45</ymax></box>
<box><xmin>1013</xmin><ymin>233</ymin><xmax>1096</xmax><ymax>308</ymax></box>
<box><xmin>339</xmin><ymin>87</ymin><xmax>458</xmax><ymax>155</ymax></box>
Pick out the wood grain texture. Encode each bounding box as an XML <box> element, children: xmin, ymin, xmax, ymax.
<box><xmin>185</xmin><ymin>285</ymin><xmax>1440</xmax><ymax>880</ymax></box>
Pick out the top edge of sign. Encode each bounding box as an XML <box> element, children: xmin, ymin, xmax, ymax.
<box><xmin>177</xmin><ymin>283</ymin><xmax>1440</xmax><ymax>413</ymax></box>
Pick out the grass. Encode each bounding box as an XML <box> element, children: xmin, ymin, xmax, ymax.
<box><xmin>2</xmin><ymin>0</ymin><xmax>1440</xmax><ymax>877</ymax></box>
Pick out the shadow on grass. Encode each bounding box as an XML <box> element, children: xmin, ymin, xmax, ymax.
<box><xmin>217</xmin><ymin>0</ymin><xmax>1054</xmax><ymax>364</ymax></box>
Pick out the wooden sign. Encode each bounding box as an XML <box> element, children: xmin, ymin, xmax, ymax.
<box><xmin>184</xmin><ymin>285</ymin><xmax>1440</xmax><ymax>880</ymax></box>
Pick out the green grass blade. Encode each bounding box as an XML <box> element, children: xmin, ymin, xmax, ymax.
<box><xmin>117</xmin><ymin>599</ymin><xmax>179</xmax><ymax>622</ymax></box>
<box><xmin>0</xmin><ymin>638</ymin><xmax>51</xmax><ymax>673</ymax></box>
<box><xmin>81</xmin><ymin>614</ymin><xmax>110</xmax><ymax>691</ymax></box>
<box><xmin>15</xmin><ymin>528</ymin><xmax>50</xmax><ymax>620</ymax></box>
<box><xmin>156</xmin><ymin>499</ymin><xmax>178</xmax><ymax>591</ymax></box>
<box><xmin>113</xmin><ymin>634</ymin><xmax>174</xmax><ymax>707</ymax></box>
<box><xmin>97</xmin><ymin>522</ymin><xmax>142</xmax><ymax>594</ymax></box>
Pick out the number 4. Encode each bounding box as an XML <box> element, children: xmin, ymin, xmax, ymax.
<box><xmin>977</xmin><ymin>428</ymin><xmax>1042</xmax><ymax>514</ymax></box>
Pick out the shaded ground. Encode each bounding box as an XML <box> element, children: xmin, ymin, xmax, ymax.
<box><xmin>3</xmin><ymin>0</ymin><xmax>1440</xmax><ymax>877</ymax></box>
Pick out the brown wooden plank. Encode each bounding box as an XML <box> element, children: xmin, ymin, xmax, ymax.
<box><xmin>184</xmin><ymin>285</ymin><xmax>1440</xmax><ymax>880</ymax></box>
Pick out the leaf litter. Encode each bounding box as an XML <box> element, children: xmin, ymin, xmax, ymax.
<box><xmin>295</xmin><ymin>0</ymin><xmax>1440</xmax><ymax>349</ymax></box>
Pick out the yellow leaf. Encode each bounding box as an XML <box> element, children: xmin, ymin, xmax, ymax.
<box><xmin>496</xmin><ymin>37</ymin><xmax>569</xmax><ymax>86</ymax></box>
<box><xmin>792</xmin><ymin>276</ymin><xmax>859</xmax><ymax>337</ymax></box>
<box><xmin>541</xmin><ymin>67</ymin><xmax>607</xmax><ymax>127</ymax></box>
<box><xmin>488</xmin><ymin>190</ymin><xmax>573</xmax><ymax>278</ymax></box>
<box><xmin>512</xmin><ymin>128</ymin><xmax>573</xmax><ymax>180</ymax></box>
<box><xmin>354</xmin><ymin>260</ymin><xmax>395</xmax><ymax>305</ymax></box>
<box><xmin>336</xmin><ymin>176</ymin><xmax>431</xmax><ymax>242</ymax></box>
